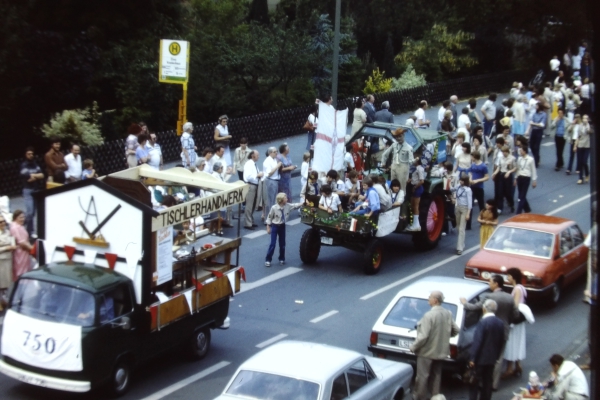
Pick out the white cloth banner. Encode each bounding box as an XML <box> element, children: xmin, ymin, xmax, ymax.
<box><xmin>313</xmin><ymin>103</ymin><xmax>348</xmax><ymax>173</ymax></box>
<box><xmin>183</xmin><ymin>290</ymin><xmax>194</xmax><ymax>314</ymax></box>
<box><xmin>1</xmin><ymin>310</ymin><xmax>83</xmax><ymax>372</ymax></box>
<box><xmin>376</xmin><ymin>207</ymin><xmax>401</xmax><ymax>237</ymax></box>
<box><xmin>226</xmin><ymin>271</ymin><xmax>236</xmax><ymax>297</ymax></box>
<box><xmin>83</xmin><ymin>250</ymin><xmax>97</xmax><ymax>265</ymax></box>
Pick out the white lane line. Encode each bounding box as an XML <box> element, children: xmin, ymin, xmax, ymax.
<box><xmin>360</xmin><ymin>193</ymin><xmax>591</xmax><ymax>301</ymax></box>
<box><xmin>256</xmin><ymin>333</ymin><xmax>288</xmax><ymax>348</ymax></box>
<box><xmin>240</xmin><ymin>267</ymin><xmax>303</xmax><ymax>293</ymax></box>
<box><xmin>546</xmin><ymin>194</ymin><xmax>590</xmax><ymax>216</ymax></box>
<box><xmin>360</xmin><ymin>246</ymin><xmax>479</xmax><ymax>300</ymax></box>
<box><xmin>310</xmin><ymin>310</ymin><xmax>339</xmax><ymax>323</ymax></box>
<box><xmin>244</xmin><ymin>230</ymin><xmax>268</xmax><ymax>239</ymax></box>
<box><xmin>286</xmin><ymin>218</ymin><xmax>301</xmax><ymax>226</ymax></box>
<box><xmin>542</xmin><ymin>142</ymin><xmax>555</xmax><ymax>147</ymax></box>
<box><xmin>139</xmin><ymin>361</ymin><xmax>231</xmax><ymax>400</ymax></box>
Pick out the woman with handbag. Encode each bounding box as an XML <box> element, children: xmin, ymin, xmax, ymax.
<box><xmin>305</xmin><ymin>105</ymin><xmax>318</xmax><ymax>151</ymax></box>
<box><xmin>502</xmin><ymin>267</ymin><xmax>527</xmax><ymax>378</ymax></box>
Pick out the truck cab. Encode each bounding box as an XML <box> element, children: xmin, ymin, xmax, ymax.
<box><xmin>0</xmin><ymin>166</ymin><xmax>249</xmax><ymax>395</ymax></box>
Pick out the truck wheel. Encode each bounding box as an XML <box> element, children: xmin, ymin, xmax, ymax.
<box><xmin>189</xmin><ymin>327</ymin><xmax>211</xmax><ymax>360</ymax></box>
<box><xmin>363</xmin><ymin>239</ymin><xmax>383</xmax><ymax>275</ymax></box>
<box><xmin>109</xmin><ymin>360</ymin><xmax>131</xmax><ymax>397</ymax></box>
<box><xmin>299</xmin><ymin>228</ymin><xmax>321</xmax><ymax>264</ymax></box>
<box><xmin>413</xmin><ymin>194</ymin><xmax>445</xmax><ymax>251</ymax></box>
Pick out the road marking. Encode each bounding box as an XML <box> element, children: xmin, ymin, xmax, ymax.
<box><xmin>256</xmin><ymin>333</ymin><xmax>288</xmax><ymax>348</ymax></box>
<box><xmin>286</xmin><ymin>218</ymin><xmax>301</xmax><ymax>226</ymax></box>
<box><xmin>542</xmin><ymin>142</ymin><xmax>555</xmax><ymax>147</ymax></box>
<box><xmin>546</xmin><ymin>194</ymin><xmax>590</xmax><ymax>216</ymax></box>
<box><xmin>310</xmin><ymin>310</ymin><xmax>339</xmax><ymax>323</ymax></box>
<box><xmin>240</xmin><ymin>267</ymin><xmax>303</xmax><ymax>293</ymax></box>
<box><xmin>360</xmin><ymin>246</ymin><xmax>479</xmax><ymax>300</ymax></box>
<box><xmin>244</xmin><ymin>230</ymin><xmax>268</xmax><ymax>239</ymax></box>
<box><xmin>360</xmin><ymin>193</ymin><xmax>591</xmax><ymax>301</ymax></box>
<box><xmin>139</xmin><ymin>361</ymin><xmax>231</xmax><ymax>400</ymax></box>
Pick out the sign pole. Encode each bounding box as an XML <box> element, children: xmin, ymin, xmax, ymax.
<box><xmin>159</xmin><ymin>39</ymin><xmax>190</xmax><ymax>136</ymax></box>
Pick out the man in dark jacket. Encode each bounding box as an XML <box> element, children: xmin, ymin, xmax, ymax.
<box><xmin>364</xmin><ymin>94</ymin><xmax>376</xmax><ymax>123</ymax></box>
<box><xmin>374</xmin><ymin>101</ymin><xmax>394</xmax><ymax>123</ymax></box>
<box><xmin>20</xmin><ymin>147</ymin><xmax>45</xmax><ymax>235</ymax></box>
<box><xmin>461</xmin><ymin>274</ymin><xmax>519</xmax><ymax>389</ymax></box>
<box><xmin>468</xmin><ymin>299</ymin><xmax>505</xmax><ymax>400</ymax></box>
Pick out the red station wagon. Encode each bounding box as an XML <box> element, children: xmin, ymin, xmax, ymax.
<box><xmin>464</xmin><ymin>214</ymin><xmax>588</xmax><ymax>307</ymax></box>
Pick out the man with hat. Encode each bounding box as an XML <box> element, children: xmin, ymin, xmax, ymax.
<box><xmin>381</xmin><ymin>128</ymin><xmax>414</xmax><ymax>192</ymax></box>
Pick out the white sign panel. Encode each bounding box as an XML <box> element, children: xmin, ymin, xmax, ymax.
<box><xmin>1</xmin><ymin>310</ymin><xmax>83</xmax><ymax>372</ymax></box>
<box><xmin>156</xmin><ymin>227</ymin><xmax>173</xmax><ymax>285</ymax></box>
<box><xmin>159</xmin><ymin>39</ymin><xmax>189</xmax><ymax>83</ymax></box>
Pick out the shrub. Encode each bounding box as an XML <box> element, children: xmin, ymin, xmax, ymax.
<box><xmin>391</xmin><ymin>64</ymin><xmax>427</xmax><ymax>91</ymax></box>
<box><xmin>41</xmin><ymin>102</ymin><xmax>104</xmax><ymax>146</ymax></box>
<box><xmin>363</xmin><ymin>68</ymin><xmax>392</xmax><ymax>95</ymax></box>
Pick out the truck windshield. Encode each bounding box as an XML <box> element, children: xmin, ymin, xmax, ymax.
<box><xmin>12</xmin><ymin>279</ymin><xmax>96</xmax><ymax>327</ymax></box>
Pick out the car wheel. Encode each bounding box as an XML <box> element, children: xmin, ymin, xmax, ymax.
<box><xmin>299</xmin><ymin>228</ymin><xmax>321</xmax><ymax>264</ymax></box>
<box><xmin>393</xmin><ymin>388</ymin><xmax>404</xmax><ymax>400</ymax></box>
<box><xmin>109</xmin><ymin>360</ymin><xmax>131</xmax><ymax>397</ymax></box>
<box><xmin>363</xmin><ymin>239</ymin><xmax>383</xmax><ymax>275</ymax></box>
<box><xmin>413</xmin><ymin>193</ymin><xmax>445</xmax><ymax>251</ymax></box>
<box><xmin>549</xmin><ymin>279</ymin><xmax>562</xmax><ymax>307</ymax></box>
<box><xmin>189</xmin><ymin>327</ymin><xmax>211</xmax><ymax>360</ymax></box>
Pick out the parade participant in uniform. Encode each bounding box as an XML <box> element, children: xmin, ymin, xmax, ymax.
<box><xmin>381</xmin><ymin>128</ymin><xmax>414</xmax><ymax>192</ymax></box>
<box><xmin>351</xmin><ymin>177</ymin><xmax>380</xmax><ymax>218</ymax></box>
<box><xmin>406</xmin><ymin>158</ymin><xmax>426</xmax><ymax>232</ymax></box>
<box><xmin>318</xmin><ymin>184</ymin><xmax>343</xmax><ymax>214</ymax></box>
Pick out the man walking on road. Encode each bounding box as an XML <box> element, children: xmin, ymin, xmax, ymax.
<box><xmin>481</xmin><ymin>94</ymin><xmax>497</xmax><ymax>137</ymax></box>
<box><xmin>410</xmin><ymin>290</ymin><xmax>459</xmax><ymax>400</ymax></box>
<box><xmin>461</xmin><ymin>275</ymin><xmax>519</xmax><ymax>391</ymax></box>
<box><xmin>468</xmin><ymin>299</ymin><xmax>505</xmax><ymax>400</ymax></box>
<box><xmin>243</xmin><ymin>150</ymin><xmax>263</xmax><ymax>230</ymax></box>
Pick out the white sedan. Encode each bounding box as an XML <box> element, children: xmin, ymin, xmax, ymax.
<box><xmin>213</xmin><ymin>340</ymin><xmax>413</xmax><ymax>400</ymax></box>
<box><xmin>368</xmin><ymin>276</ymin><xmax>489</xmax><ymax>373</ymax></box>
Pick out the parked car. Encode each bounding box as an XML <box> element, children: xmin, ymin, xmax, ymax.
<box><xmin>368</xmin><ymin>276</ymin><xmax>489</xmax><ymax>373</ymax></box>
<box><xmin>213</xmin><ymin>340</ymin><xmax>413</xmax><ymax>400</ymax></box>
<box><xmin>464</xmin><ymin>214</ymin><xmax>588</xmax><ymax>306</ymax></box>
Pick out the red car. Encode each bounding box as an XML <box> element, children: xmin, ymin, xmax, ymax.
<box><xmin>464</xmin><ymin>214</ymin><xmax>588</xmax><ymax>307</ymax></box>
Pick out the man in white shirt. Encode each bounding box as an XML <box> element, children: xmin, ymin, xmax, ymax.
<box><xmin>572</xmin><ymin>53</ymin><xmax>582</xmax><ymax>76</ymax></box>
<box><xmin>414</xmin><ymin>100</ymin><xmax>430</xmax><ymax>129</ymax></box>
<box><xmin>213</xmin><ymin>144</ymin><xmax>232</xmax><ymax>179</ymax></box>
<box><xmin>263</xmin><ymin>147</ymin><xmax>282</xmax><ymax>216</ymax></box>
<box><xmin>547</xmin><ymin>354</ymin><xmax>589</xmax><ymax>400</ymax></box>
<box><xmin>481</xmin><ymin>93</ymin><xmax>497</xmax><ymax>137</ymax></box>
<box><xmin>243</xmin><ymin>150</ymin><xmax>263</xmax><ymax>230</ymax></box>
<box><xmin>458</xmin><ymin>107</ymin><xmax>471</xmax><ymax>131</ymax></box>
<box><xmin>437</xmin><ymin>100</ymin><xmax>451</xmax><ymax>130</ymax></box>
<box><xmin>549</xmin><ymin>55</ymin><xmax>560</xmax><ymax>81</ymax></box>
<box><xmin>233</xmin><ymin>138</ymin><xmax>251</xmax><ymax>181</ymax></box>
<box><xmin>64</xmin><ymin>144</ymin><xmax>82</xmax><ymax>183</ymax></box>
<box><xmin>343</xmin><ymin>143</ymin><xmax>355</xmax><ymax>172</ymax></box>
<box><xmin>147</xmin><ymin>133</ymin><xmax>163</xmax><ymax>170</ymax></box>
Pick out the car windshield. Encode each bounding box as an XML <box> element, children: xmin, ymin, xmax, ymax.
<box><xmin>226</xmin><ymin>370</ymin><xmax>320</xmax><ymax>400</ymax></box>
<box><xmin>484</xmin><ymin>226</ymin><xmax>554</xmax><ymax>258</ymax></box>
<box><xmin>11</xmin><ymin>279</ymin><xmax>96</xmax><ymax>327</ymax></box>
<box><xmin>383</xmin><ymin>297</ymin><xmax>457</xmax><ymax>329</ymax></box>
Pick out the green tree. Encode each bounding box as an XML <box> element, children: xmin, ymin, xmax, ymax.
<box><xmin>41</xmin><ymin>102</ymin><xmax>104</xmax><ymax>146</ymax></box>
<box><xmin>395</xmin><ymin>24</ymin><xmax>477</xmax><ymax>82</ymax></box>
<box><xmin>391</xmin><ymin>64</ymin><xmax>426</xmax><ymax>91</ymax></box>
<box><xmin>363</xmin><ymin>68</ymin><xmax>392</xmax><ymax>94</ymax></box>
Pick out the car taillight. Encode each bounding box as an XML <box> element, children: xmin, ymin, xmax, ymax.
<box><xmin>464</xmin><ymin>267</ymin><xmax>480</xmax><ymax>277</ymax></box>
<box><xmin>450</xmin><ymin>344</ymin><xmax>458</xmax><ymax>359</ymax></box>
<box><xmin>370</xmin><ymin>332</ymin><xmax>378</xmax><ymax>345</ymax></box>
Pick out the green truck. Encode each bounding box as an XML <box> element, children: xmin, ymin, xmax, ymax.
<box><xmin>299</xmin><ymin>123</ymin><xmax>449</xmax><ymax>274</ymax></box>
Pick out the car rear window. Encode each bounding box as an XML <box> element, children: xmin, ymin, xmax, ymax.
<box><xmin>383</xmin><ymin>297</ymin><xmax>457</xmax><ymax>329</ymax></box>
<box><xmin>484</xmin><ymin>226</ymin><xmax>554</xmax><ymax>258</ymax></box>
<box><xmin>226</xmin><ymin>370</ymin><xmax>319</xmax><ymax>400</ymax></box>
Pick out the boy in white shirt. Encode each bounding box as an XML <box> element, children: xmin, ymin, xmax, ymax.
<box><xmin>326</xmin><ymin>170</ymin><xmax>346</xmax><ymax>195</ymax></box>
<box><xmin>318</xmin><ymin>184</ymin><xmax>343</xmax><ymax>214</ymax></box>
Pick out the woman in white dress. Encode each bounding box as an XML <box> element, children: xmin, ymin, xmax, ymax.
<box><xmin>502</xmin><ymin>267</ymin><xmax>527</xmax><ymax>378</ymax></box>
<box><xmin>214</xmin><ymin>115</ymin><xmax>233</xmax><ymax>166</ymax></box>
<box><xmin>180</xmin><ymin>122</ymin><xmax>197</xmax><ymax>168</ymax></box>
<box><xmin>351</xmin><ymin>99</ymin><xmax>367</xmax><ymax>136</ymax></box>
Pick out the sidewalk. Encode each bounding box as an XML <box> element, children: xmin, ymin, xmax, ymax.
<box><xmin>6</xmin><ymin>93</ymin><xmax>510</xmax><ymax>213</ymax></box>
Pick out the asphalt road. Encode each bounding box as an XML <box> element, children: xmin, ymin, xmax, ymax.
<box><xmin>0</xmin><ymin>97</ymin><xmax>593</xmax><ymax>400</ymax></box>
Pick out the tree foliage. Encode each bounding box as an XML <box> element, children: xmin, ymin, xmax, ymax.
<box><xmin>395</xmin><ymin>24</ymin><xmax>477</xmax><ymax>82</ymax></box>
